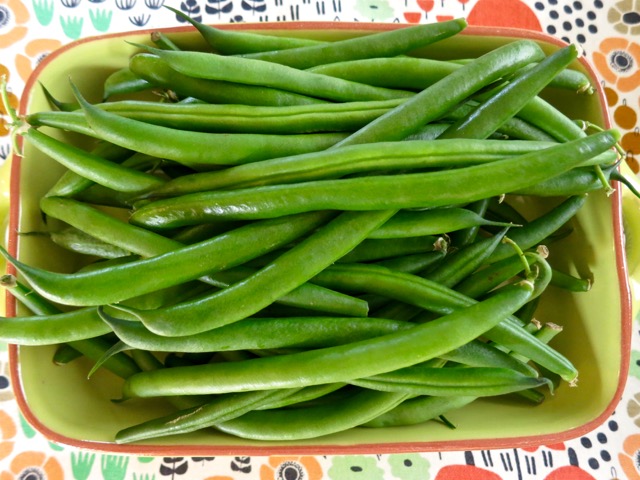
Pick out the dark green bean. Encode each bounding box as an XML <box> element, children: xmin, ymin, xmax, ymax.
<box><xmin>438</xmin><ymin>44</ymin><xmax>579</xmax><ymax>139</ymax></box>
<box><xmin>484</xmin><ymin>195</ymin><xmax>587</xmax><ymax>264</ymax></box>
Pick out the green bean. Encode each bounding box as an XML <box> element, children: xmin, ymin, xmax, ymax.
<box><xmin>138</xmin><ymin>47</ymin><xmax>416</xmax><ymax>103</ymax></box>
<box><xmin>52</xmin><ymin>344</ymin><xmax>83</xmax><ymax>365</ymax></box>
<box><xmin>84</xmin><ymin>98</ymin><xmax>404</xmax><ymax>134</ymax></box>
<box><xmin>450</xmin><ymin>198</ymin><xmax>491</xmax><ymax>248</ymax></box>
<box><xmin>439</xmin><ymin>45</ymin><xmax>579</xmax><ymax>139</ymax></box>
<box><xmin>40</xmin><ymin>196</ymin><xmax>180</xmax><ymax>257</ymax></box>
<box><xmin>129</xmin><ymin>53</ymin><xmax>327</xmax><ymax>107</ymax></box>
<box><xmin>166</xmin><ymin>5</ymin><xmax>322</xmax><ymax>54</ymax></box>
<box><xmin>40</xmin><ymin>197</ymin><xmax>367</xmax><ymax>317</ymax></box>
<box><xmin>374</xmin><ymin>251</ymin><xmax>447</xmax><ymax>274</ymax></box>
<box><xmin>1</xmin><ymin>275</ymin><xmax>139</xmax><ymax>377</ymax></box>
<box><xmin>116</xmin><ymin>387</ymin><xmax>297</xmax><ymax>444</ymax></box>
<box><xmin>332</xmin><ymin>39</ymin><xmax>545</xmax><ymax>148</ymax></box>
<box><xmin>362</xmin><ymin>394</ymin><xmax>477</xmax><ymax>428</ymax></box>
<box><xmin>114</xmin><ymin>209</ymin><xmax>395</xmax><ymax>336</ymax></box>
<box><xmin>21</xmin><ymin>128</ymin><xmax>165</xmax><ymax>193</ymax></box>
<box><xmin>455</xmin><ymin>252</ymin><xmax>538</xmax><ymax>299</ymax></box>
<box><xmin>369</xmin><ymin>207</ymin><xmax>513</xmax><ymax>239</ymax></box>
<box><xmin>513</xmin><ymin>162</ymin><xmax>619</xmax><ymax>197</ymax></box>
<box><xmin>422</xmin><ymin>228</ymin><xmax>509</xmax><ymax>288</ymax></box>
<box><xmin>131</xmin><ymin>130</ymin><xmax>618</xmax><ymax>227</ymax></box>
<box><xmin>99</xmin><ymin>311</ymin><xmax>415</xmax><ymax>352</ymax></box>
<box><xmin>102</xmin><ymin>67</ymin><xmax>151</xmax><ymax>100</ymax></box>
<box><xmin>307</xmin><ymin>56</ymin><xmax>462</xmax><ymax>89</ymax></box>
<box><xmin>44</xmin><ymin>141</ymin><xmax>133</xmax><ymax>198</ymax></box>
<box><xmin>70</xmin><ymin>81</ymin><xmax>347</xmax><ymax>170</ymax></box>
<box><xmin>121</xmin><ymin>278</ymin><xmax>535</xmax><ymax>397</ymax></box>
<box><xmin>143</xmin><ymin>139</ymin><xmax>556</xmax><ymax>198</ymax></box>
<box><xmin>150</xmin><ymin>30</ymin><xmax>181</xmax><ymax>51</ymax></box>
<box><xmin>337</xmin><ymin>236</ymin><xmax>439</xmax><ymax>263</ymax></box>
<box><xmin>49</xmin><ymin>226</ymin><xmax>131</xmax><ymax>259</ymax></box>
<box><xmin>350</xmin><ymin>366</ymin><xmax>550</xmax><ymax>397</ymax></box>
<box><xmin>484</xmin><ymin>195</ymin><xmax>587</xmax><ymax>264</ymax></box>
<box><xmin>550</xmin><ymin>268</ymin><xmax>592</xmax><ymax>292</ymax></box>
<box><xmin>239</xmin><ymin>19</ymin><xmax>468</xmax><ymax>68</ymax></box>
<box><xmin>0</xmin><ymin>211</ymin><xmax>331</xmax><ymax>307</ymax></box>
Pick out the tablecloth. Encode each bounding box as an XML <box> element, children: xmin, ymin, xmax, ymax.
<box><xmin>1</xmin><ymin>0</ymin><xmax>639</xmax><ymax>478</ymax></box>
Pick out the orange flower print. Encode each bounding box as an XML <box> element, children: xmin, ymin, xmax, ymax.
<box><xmin>15</xmin><ymin>38</ymin><xmax>63</xmax><ymax>83</ymax></box>
<box><xmin>619</xmin><ymin>433</ymin><xmax>640</xmax><ymax>480</ymax></box>
<box><xmin>0</xmin><ymin>410</ymin><xmax>17</xmax><ymax>463</ymax></box>
<box><xmin>593</xmin><ymin>37</ymin><xmax>640</xmax><ymax>92</ymax></box>
<box><xmin>0</xmin><ymin>0</ymin><xmax>29</xmax><ymax>48</ymax></box>
<box><xmin>0</xmin><ymin>451</ymin><xmax>64</xmax><ymax>480</ymax></box>
<box><xmin>260</xmin><ymin>455</ymin><xmax>323</xmax><ymax>480</ymax></box>
<box><xmin>0</xmin><ymin>64</ymin><xmax>19</xmax><ymax>138</ymax></box>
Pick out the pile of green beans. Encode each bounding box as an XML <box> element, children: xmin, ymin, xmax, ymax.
<box><xmin>1</xmin><ymin>12</ymin><xmax>627</xmax><ymax>444</ymax></box>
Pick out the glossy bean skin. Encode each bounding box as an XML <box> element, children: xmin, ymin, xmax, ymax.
<box><xmin>99</xmin><ymin>312</ymin><xmax>414</xmax><ymax>353</ymax></box>
<box><xmin>166</xmin><ymin>5</ymin><xmax>322</xmax><ymax>54</ymax></box>
<box><xmin>142</xmin><ymin>47</ymin><xmax>416</xmax><ymax>103</ymax></box>
<box><xmin>350</xmin><ymin>366</ymin><xmax>550</xmax><ymax>397</ymax></box>
<box><xmin>128</xmin><ymin>53</ymin><xmax>328</xmax><ymax>107</ymax></box>
<box><xmin>70</xmin><ymin>81</ymin><xmax>347</xmax><ymax>170</ymax></box>
<box><xmin>332</xmin><ymin>40</ymin><xmax>546</xmax><ymax>148</ymax></box>
<box><xmin>239</xmin><ymin>18</ymin><xmax>468</xmax><ymax>68</ymax></box>
<box><xmin>114</xmin><ymin>210</ymin><xmax>396</xmax><ymax>336</ymax></box>
<box><xmin>40</xmin><ymin>197</ymin><xmax>368</xmax><ymax>317</ymax></box>
<box><xmin>438</xmin><ymin>45</ymin><xmax>579</xmax><ymax>139</ymax></box>
<box><xmin>21</xmin><ymin>128</ymin><xmax>165</xmax><ymax>193</ymax></box>
<box><xmin>129</xmin><ymin>130</ymin><xmax>619</xmax><ymax>226</ymax></box>
<box><xmin>121</xmin><ymin>278</ymin><xmax>536</xmax><ymax>397</ymax></box>
<box><xmin>143</xmin><ymin>139</ymin><xmax>556</xmax><ymax>198</ymax></box>
<box><xmin>0</xmin><ymin>211</ymin><xmax>331</xmax><ymax>306</ymax></box>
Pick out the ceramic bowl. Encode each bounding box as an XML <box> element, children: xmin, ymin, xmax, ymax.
<box><xmin>6</xmin><ymin>22</ymin><xmax>632</xmax><ymax>455</ymax></box>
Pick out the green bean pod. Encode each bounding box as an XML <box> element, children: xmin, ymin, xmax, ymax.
<box><xmin>143</xmin><ymin>139</ymin><xmax>557</xmax><ymax>198</ymax></box>
<box><xmin>114</xmin><ymin>209</ymin><xmax>395</xmax><ymax>336</ymax></box>
<box><xmin>239</xmin><ymin>18</ymin><xmax>468</xmax><ymax>68</ymax></box>
<box><xmin>21</xmin><ymin>128</ymin><xmax>165</xmax><ymax>193</ymax></box>
<box><xmin>0</xmin><ymin>211</ymin><xmax>331</xmax><ymax>306</ymax></box>
<box><xmin>99</xmin><ymin>311</ymin><xmax>415</xmax><ymax>352</ymax></box>
<box><xmin>141</xmin><ymin>47</ymin><xmax>416</xmax><ymax>103</ymax></box>
<box><xmin>129</xmin><ymin>130</ymin><xmax>619</xmax><ymax>226</ymax></box>
<box><xmin>129</xmin><ymin>53</ymin><xmax>328</xmax><ymax>107</ymax></box>
<box><xmin>70</xmin><ymin>81</ymin><xmax>347</xmax><ymax>170</ymax></box>
<box><xmin>166</xmin><ymin>5</ymin><xmax>322</xmax><ymax>54</ymax></box>
<box><xmin>351</xmin><ymin>366</ymin><xmax>550</xmax><ymax>397</ymax></box>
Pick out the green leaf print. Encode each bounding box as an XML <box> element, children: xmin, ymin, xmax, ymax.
<box><xmin>89</xmin><ymin>8</ymin><xmax>113</xmax><ymax>32</ymax></box>
<box><xmin>71</xmin><ymin>452</ymin><xmax>96</xmax><ymax>480</ymax></box>
<box><xmin>32</xmin><ymin>0</ymin><xmax>54</xmax><ymax>26</ymax></box>
<box><xmin>60</xmin><ymin>15</ymin><xmax>83</xmax><ymax>39</ymax></box>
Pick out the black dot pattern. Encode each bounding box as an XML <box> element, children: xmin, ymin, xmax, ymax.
<box><xmin>573</xmin><ymin>416</ymin><xmax>619</xmax><ymax>471</ymax></box>
<box><xmin>532</xmin><ymin>0</ymin><xmax>605</xmax><ymax>52</ymax></box>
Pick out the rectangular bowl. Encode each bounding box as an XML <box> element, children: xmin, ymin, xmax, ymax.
<box><xmin>6</xmin><ymin>22</ymin><xmax>632</xmax><ymax>455</ymax></box>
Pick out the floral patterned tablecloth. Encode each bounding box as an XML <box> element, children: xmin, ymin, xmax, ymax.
<box><xmin>1</xmin><ymin>0</ymin><xmax>640</xmax><ymax>479</ymax></box>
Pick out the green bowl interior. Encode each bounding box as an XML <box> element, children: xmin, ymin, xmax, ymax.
<box><xmin>9</xmin><ymin>24</ymin><xmax>629</xmax><ymax>455</ymax></box>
